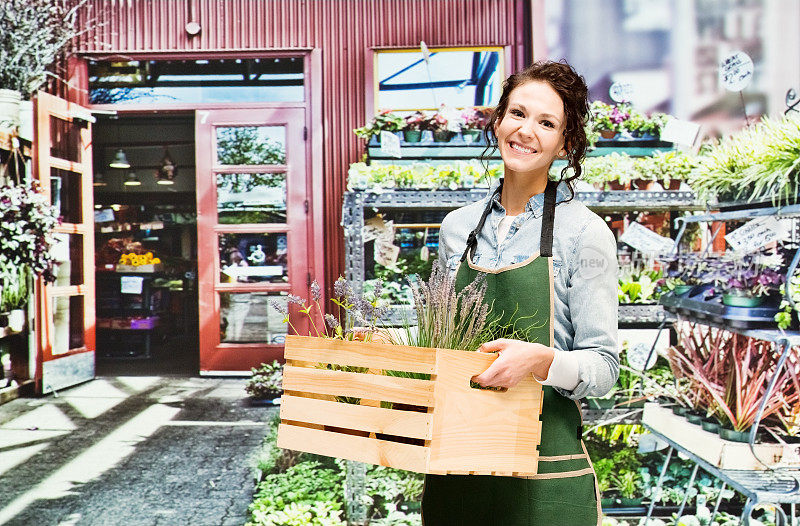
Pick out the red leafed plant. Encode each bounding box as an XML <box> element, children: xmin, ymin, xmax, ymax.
<box><xmin>668</xmin><ymin>321</ymin><xmax>800</xmax><ymax>433</ymax></box>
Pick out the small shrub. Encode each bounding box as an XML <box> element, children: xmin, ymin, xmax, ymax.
<box><xmin>245</xmin><ymin>360</ymin><xmax>283</xmax><ymax>399</ymax></box>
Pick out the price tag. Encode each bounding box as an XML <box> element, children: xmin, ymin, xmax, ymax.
<box><xmin>627</xmin><ymin>342</ymin><xmax>658</xmax><ymax>370</ymax></box>
<box><xmin>380</xmin><ymin>130</ymin><xmax>402</xmax><ymax>159</ymax></box>
<box><xmin>375</xmin><ymin>241</ymin><xmax>400</xmax><ymax>267</ymax></box>
<box><xmin>609</xmin><ymin>81</ymin><xmax>634</xmax><ymax>103</ymax></box>
<box><xmin>120</xmin><ymin>276</ymin><xmax>144</xmax><ymax>295</ymax></box>
<box><xmin>620</xmin><ymin>222</ymin><xmax>676</xmax><ymax>255</ymax></box>
<box><xmin>725</xmin><ymin>216</ymin><xmax>788</xmax><ymax>253</ymax></box>
<box><xmin>660</xmin><ymin>118</ymin><xmax>700</xmax><ymax>146</ymax></box>
<box><xmin>719</xmin><ymin>51</ymin><xmax>754</xmax><ymax>92</ymax></box>
<box><xmin>362</xmin><ymin>216</ymin><xmax>394</xmax><ymax>244</ymax></box>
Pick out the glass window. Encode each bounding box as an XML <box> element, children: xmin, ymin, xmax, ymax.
<box><xmin>220</xmin><ymin>292</ymin><xmax>287</xmax><ymax>344</ymax></box>
<box><xmin>50</xmin><ymin>168</ymin><xmax>82</xmax><ymax>225</ymax></box>
<box><xmin>217</xmin><ymin>172</ymin><xmax>287</xmax><ymax>224</ymax></box>
<box><xmin>52</xmin><ymin>233</ymin><xmax>84</xmax><ymax>287</ymax></box>
<box><xmin>88</xmin><ymin>58</ymin><xmax>305</xmax><ymax>105</ymax></box>
<box><xmin>50</xmin><ymin>116</ymin><xmax>81</xmax><ymax>162</ymax></box>
<box><xmin>376</xmin><ymin>48</ymin><xmax>503</xmax><ymax>111</ymax></box>
<box><xmin>51</xmin><ymin>295</ymin><xmax>84</xmax><ymax>355</ymax></box>
<box><xmin>215</xmin><ymin>126</ymin><xmax>286</xmax><ymax>165</ymax></box>
<box><xmin>218</xmin><ymin>232</ymin><xmax>288</xmax><ymax>283</ymax></box>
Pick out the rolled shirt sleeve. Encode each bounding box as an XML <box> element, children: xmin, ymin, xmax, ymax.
<box><xmin>556</xmin><ymin>217</ymin><xmax>620</xmax><ymax>399</ymax></box>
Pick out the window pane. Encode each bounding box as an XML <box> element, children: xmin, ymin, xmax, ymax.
<box><xmin>88</xmin><ymin>58</ymin><xmax>305</xmax><ymax>105</ymax></box>
<box><xmin>217</xmin><ymin>172</ymin><xmax>287</xmax><ymax>224</ymax></box>
<box><xmin>216</xmin><ymin>126</ymin><xmax>286</xmax><ymax>165</ymax></box>
<box><xmin>50</xmin><ymin>116</ymin><xmax>81</xmax><ymax>162</ymax></box>
<box><xmin>52</xmin><ymin>233</ymin><xmax>84</xmax><ymax>287</ymax></box>
<box><xmin>52</xmin><ymin>295</ymin><xmax>84</xmax><ymax>355</ymax></box>
<box><xmin>218</xmin><ymin>233</ymin><xmax>288</xmax><ymax>283</ymax></box>
<box><xmin>50</xmin><ymin>168</ymin><xmax>82</xmax><ymax>224</ymax></box>
<box><xmin>220</xmin><ymin>292</ymin><xmax>287</xmax><ymax>344</ymax></box>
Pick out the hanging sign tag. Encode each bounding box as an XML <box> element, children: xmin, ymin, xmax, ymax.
<box><xmin>375</xmin><ymin>241</ymin><xmax>400</xmax><ymax>267</ymax></box>
<box><xmin>120</xmin><ymin>276</ymin><xmax>144</xmax><ymax>295</ymax></box>
<box><xmin>720</xmin><ymin>51</ymin><xmax>754</xmax><ymax>92</ymax></box>
<box><xmin>609</xmin><ymin>81</ymin><xmax>634</xmax><ymax>103</ymax></box>
<box><xmin>380</xmin><ymin>130</ymin><xmax>402</xmax><ymax>158</ymax></box>
<box><xmin>725</xmin><ymin>216</ymin><xmax>788</xmax><ymax>253</ymax></box>
<box><xmin>620</xmin><ymin>222</ymin><xmax>676</xmax><ymax>255</ymax></box>
<box><xmin>363</xmin><ymin>216</ymin><xmax>391</xmax><ymax>244</ymax></box>
<box><xmin>660</xmin><ymin>118</ymin><xmax>701</xmax><ymax>146</ymax></box>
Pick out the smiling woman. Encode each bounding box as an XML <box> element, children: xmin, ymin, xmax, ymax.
<box><xmin>423</xmin><ymin>61</ymin><xmax>619</xmax><ymax>526</ymax></box>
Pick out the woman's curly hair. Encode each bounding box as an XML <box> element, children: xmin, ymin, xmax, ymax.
<box><xmin>481</xmin><ymin>60</ymin><xmax>590</xmax><ymax>201</ymax></box>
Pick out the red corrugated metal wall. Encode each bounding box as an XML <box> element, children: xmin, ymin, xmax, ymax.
<box><xmin>74</xmin><ymin>0</ymin><xmax>531</xmax><ymax>291</ymax></box>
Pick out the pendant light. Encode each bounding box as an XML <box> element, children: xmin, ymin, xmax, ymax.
<box><xmin>109</xmin><ymin>148</ymin><xmax>130</xmax><ymax>169</ymax></box>
<box><xmin>155</xmin><ymin>147</ymin><xmax>177</xmax><ymax>185</ymax></box>
<box><xmin>123</xmin><ymin>171</ymin><xmax>141</xmax><ymax>186</ymax></box>
<box><xmin>93</xmin><ymin>172</ymin><xmax>107</xmax><ymax>187</ymax></box>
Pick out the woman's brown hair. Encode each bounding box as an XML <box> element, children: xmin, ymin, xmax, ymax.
<box><xmin>481</xmin><ymin>60</ymin><xmax>589</xmax><ymax>200</ymax></box>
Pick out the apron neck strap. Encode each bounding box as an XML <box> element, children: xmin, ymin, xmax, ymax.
<box><xmin>460</xmin><ymin>179</ymin><xmax>559</xmax><ymax>263</ymax></box>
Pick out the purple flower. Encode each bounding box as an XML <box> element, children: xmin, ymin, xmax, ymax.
<box><xmin>287</xmin><ymin>294</ymin><xmax>305</xmax><ymax>306</ymax></box>
<box><xmin>333</xmin><ymin>277</ymin><xmax>351</xmax><ymax>299</ymax></box>
<box><xmin>310</xmin><ymin>280</ymin><xmax>321</xmax><ymax>301</ymax></box>
<box><xmin>324</xmin><ymin>313</ymin><xmax>340</xmax><ymax>329</ymax></box>
<box><xmin>270</xmin><ymin>300</ymin><xmax>288</xmax><ymax>315</ymax></box>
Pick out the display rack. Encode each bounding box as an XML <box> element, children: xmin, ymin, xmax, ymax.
<box><xmin>646</xmin><ymin>204</ymin><xmax>800</xmax><ymax>524</ymax></box>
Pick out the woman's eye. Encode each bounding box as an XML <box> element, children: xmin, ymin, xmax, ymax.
<box><xmin>542</xmin><ymin>120</ymin><xmax>555</xmax><ymax>128</ymax></box>
<box><xmin>510</xmin><ymin>109</ymin><xmax>524</xmax><ymax>117</ymax></box>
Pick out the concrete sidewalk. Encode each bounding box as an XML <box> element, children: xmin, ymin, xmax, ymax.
<box><xmin>0</xmin><ymin>376</ymin><xmax>274</xmax><ymax>526</ymax></box>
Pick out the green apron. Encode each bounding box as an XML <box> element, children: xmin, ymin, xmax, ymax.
<box><xmin>421</xmin><ymin>180</ymin><xmax>601</xmax><ymax>526</ymax></box>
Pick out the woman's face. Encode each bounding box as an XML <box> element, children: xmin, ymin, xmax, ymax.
<box><xmin>494</xmin><ymin>80</ymin><xmax>567</xmax><ymax>183</ymax></box>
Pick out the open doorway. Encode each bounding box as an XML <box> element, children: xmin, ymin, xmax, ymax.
<box><xmin>92</xmin><ymin>113</ymin><xmax>199</xmax><ymax>375</ymax></box>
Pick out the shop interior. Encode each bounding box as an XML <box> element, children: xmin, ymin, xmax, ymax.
<box><xmin>92</xmin><ymin>113</ymin><xmax>199</xmax><ymax>374</ymax></box>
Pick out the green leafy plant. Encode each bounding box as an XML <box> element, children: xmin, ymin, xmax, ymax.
<box><xmin>0</xmin><ymin>261</ymin><xmax>30</xmax><ymax>312</ymax></box>
<box><xmin>580</xmin><ymin>152</ymin><xmax>637</xmax><ymax>189</ymax></box>
<box><xmin>354</xmin><ymin>111</ymin><xmax>406</xmax><ymax>140</ymax></box>
<box><xmin>635</xmin><ymin>150</ymin><xmax>695</xmax><ymax>187</ymax></box>
<box><xmin>611</xmin><ymin>470</ymin><xmax>642</xmax><ymax>499</ymax></box>
<box><xmin>245</xmin><ymin>360</ymin><xmax>283</xmax><ymax>399</ymax></box>
<box><xmin>617</xmin><ymin>266</ymin><xmax>662</xmax><ymax>304</ymax></box>
<box><xmin>347</xmin><ymin>160</ymin><xmax>502</xmax><ymax>190</ymax></box>
<box><xmin>775</xmin><ymin>273</ymin><xmax>800</xmax><ymax>330</ymax></box>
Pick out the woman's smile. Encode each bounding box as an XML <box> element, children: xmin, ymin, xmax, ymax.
<box><xmin>509</xmin><ymin>140</ymin><xmax>537</xmax><ymax>155</ymax></box>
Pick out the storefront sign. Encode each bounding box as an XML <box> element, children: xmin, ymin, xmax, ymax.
<box><xmin>725</xmin><ymin>216</ymin><xmax>788</xmax><ymax>253</ymax></box>
<box><xmin>620</xmin><ymin>222</ymin><xmax>675</xmax><ymax>255</ymax></box>
<box><xmin>719</xmin><ymin>51</ymin><xmax>754</xmax><ymax>92</ymax></box>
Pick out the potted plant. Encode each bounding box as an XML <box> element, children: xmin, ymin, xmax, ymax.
<box><xmin>428</xmin><ymin>108</ymin><xmax>455</xmax><ymax>143</ymax></box>
<box><xmin>715</xmin><ymin>257</ymin><xmax>784</xmax><ymax>308</ymax></box>
<box><xmin>245</xmin><ymin>360</ymin><xmax>284</xmax><ymax>403</ymax></box>
<box><xmin>402</xmin><ymin>112</ymin><xmax>427</xmax><ymax>143</ymax></box>
<box><xmin>0</xmin><ymin>262</ymin><xmax>31</xmax><ymax>333</ymax></box>
<box><xmin>353</xmin><ymin>110</ymin><xmax>406</xmax><ymax>143</ymax></box>
<box><xmin>460</xmin><ymin>107</ymin><xmax>490</xmax><ymax>143</ymax></box>
<box><xmin>0</xmin><ymin>0</ymin><xmax>87</xmax><ymax>128</ymax></box>
<box><xmin>589</xmin><ymin>101</ymin><xmax>632</xmax><ymax>140</ymax></box>
<box><xmin>640</xmin><ymin>150</ymin><xmax>695</xmax><ymax>191</ymax></box>
<box><xmin>641</xmin><ymin>113</ymin><xmax>669</xmax><ymax>140</ymax></box>
<box><xmin>612</xmin><ymin>471</ymin><xmax>644</xmax><ymax>506</ymax></box>
<box><xmin>621</xmin><ymin>110</ymin><xmax>647</xmax><ymax>139</ymax></box>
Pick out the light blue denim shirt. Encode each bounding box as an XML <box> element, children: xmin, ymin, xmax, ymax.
<box><xmin>438</xmin><ymin>179</ymin><xmax>619</xmax><ymax>399</ymax></box>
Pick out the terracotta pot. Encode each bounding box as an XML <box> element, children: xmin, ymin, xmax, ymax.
<box><xmin>665</xmin><ymin>179</ymin><xmax>681</xmax><ymax>190</ymax></box>
<box><xmin>599</xmin><ymin>129</ymin><xmax>618</xmax><ymax>139</ymax></box>
<box><xmin>606</xmin><ymin>180</ymin><xmax>629</xmax><ymax>191</ymax></box>
<box><xmin>631</xmin><ymin>179</ymin><xmax>653</xmax><ymax>191</ymax></box>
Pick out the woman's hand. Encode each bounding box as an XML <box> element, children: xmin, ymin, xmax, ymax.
<box><xmin>471</xmin><ymin>339</ymin><xmax>555</xmax><ymax>389</ymax></box>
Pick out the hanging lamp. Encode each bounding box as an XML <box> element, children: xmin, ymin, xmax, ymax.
<box><xmin>155</xmin><ymin>147</ymin><xmax>176</xmax><ymax>185</ymax></box>
<box><xmin>109</xmin><ymin>148</ymin><xmax>130</xmax><ymax>169</ymax></box>
<box><xmin>123</xmin><ymin>171</ymin><xmax>141</xmax><ymax>186</ymax></box>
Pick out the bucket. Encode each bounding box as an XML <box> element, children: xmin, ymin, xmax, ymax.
<box><xmin>0</xmin><ymin>89</ymin><xmax>22</xmax><ymax>129</ymax></box>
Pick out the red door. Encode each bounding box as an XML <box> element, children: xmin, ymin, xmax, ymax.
<box><xmin>33</xmin><ymin>91</ymin><xmax>96</xmax><ymax>393</ymax></box>
<box><xmin>195</xmin><ymin>108</ymin><xmax>310</xmax><ymax>373</ymax></box>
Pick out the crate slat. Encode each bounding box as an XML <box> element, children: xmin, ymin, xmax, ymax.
<box><xmin>285</xmin><ymin>335</ymin><xmax>436</xmax><ymax>374</ymax></box>
<box><xmin>277</xmin><ymin>423</ymin><xmax>429</xmax><ymax>473</ymax></box>
<box><xmin>282</xmin><ymin>365</ymin><xmax>435</xmax><ymax>407</ymax></box>
<box><xmin>428</xmin><ymin>348</ymin><xmax>543</xmax><ymax>475</ymax></box>
<box><xmin>281</xmin><ymin>394</ymin><xmax>432</xmax><ymax>440</ymax></box>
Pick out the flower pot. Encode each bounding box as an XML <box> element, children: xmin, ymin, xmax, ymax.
<box><xmin>631</xmin><ymin>179</ymin><xmax>653</xmax><ymax>191</ymax></box>
<box><xmin>618</xmin><ymin>497</ymin><xmax>644</xmax><ymax>507</ymax></box>
<box><xmin>461</xmin><ymin>129</ymin><xmax>482</xmax><ymax>143</ymax></box>
<box><xmin>600</xmin><ymin>497</ymin><xmax>615</xmax><ymax>508</ymax></box>
<box><xmin>403</xmin><ymin>129</ymin><xmax>422</xmax><ymax>143</ymax></box>
<box><xmin>673</xmin><ymin>285</ymin><xmax>693</xmax><ymax>296</ymax></box>
<box><xmin>432</xmin><ymin>130</ymin><xmax>454</xmax><ymax>142</ymax></box>
<box><xmin>0</xmin><ymin>89</ymin><xmax>22</xmax><ymax>129</ymax></box>
<box><xmin>606</xmin><ymin>180</ymin><xmax>629</xmax><ymax>191</ymax></box>
<box><xmin>18</xmin><ymin>100</ymin><xmax>33</xmax><ymax>141</ymax></box>
<box><xmin>719</xmin><ymin>427</ymin><xmax>750</xmax><ymax>443</ymax></box>
<box><xmin>671</xmin><ymin>405</ymin><xmax>688</xmax><ymax>416</ymax></box>
<box><xmin>685</xmin><ymin>411</ymin><xmax>704</xmax><ymax>425</ymax></box>
<box><xmin>701</xmin><ymin>418</ymin><xmax>720</xmax><ymax>434</ymax></box>
<box><xmin>599</xmin><ymin>129</ymin><xmax>618</xmax><ymax>139</ymax></box>
<box><xmin>664</xmin><ymin>180</ymin><xmax>681</xmax><ymax>190</ymax></box>
<box><xmin>7</xmin><ymin>309</ymin><xmax>25</xmax><ymax>333</ymax></box>
<box><xmin>722</xmin><ymin>293</ymin><xmax>764</xmax><ymax>308</ymax></box>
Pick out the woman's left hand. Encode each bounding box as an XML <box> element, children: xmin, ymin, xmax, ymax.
<box><xmin>472</xmin><ymin>339</ymin><xmax>555</xmax><ymax>389</ymax></box>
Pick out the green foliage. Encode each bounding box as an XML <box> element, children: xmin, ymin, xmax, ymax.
<box><xmin>0</xmin><ymin>262</ymin><xmax>30</xmax><ymax>311</ymax></box>
<box><xmin>245</xmin><ymin>360</ymin><xmax>283</xmax><ymax>399</ymax></box>
<box><xmin>247</xmin><ymin>501</ymin><xmax>345</xmax><ymax>526</ymax></box>
<box><xmin>216</xmin><ymin>127</ymin><xmax>286</xmax><ymax>165</ymax></box>
<box><xmin>618</xmin><ymin>267</ymin><xmax>662</xmax><ymax>304</ymax></box>
<box><xmin>347</xmin><ymin>161</ymin><xmax>503</xmax><ymax>190</ymax></box>
<box><xmin>365</xmin><ymin>465</ymin><xmax>424</xmax><ymax>520</ymax></box>
<box><xmin>354</xmin><ymin>111</ymin><xmax>406</xmax><ymax>140</ymax></box>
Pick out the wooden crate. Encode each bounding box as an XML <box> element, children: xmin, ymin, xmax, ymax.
<box><xmin>642</xmin><ymin>403</ymin><xmax>800</xmax><ymax>470</ymax></box>
<box><xmin>277</xmin><ymin>335</ymin><xmax>544</xmax><ymax>476</ymax></box>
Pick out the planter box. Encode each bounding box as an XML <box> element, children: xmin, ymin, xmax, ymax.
<box><xmin>277</xmin><ymin>335</ymin><xmax>544</xmax><ymax>476</ymax></box>
<box><xmin>115</xmin><ymin>264</ymin><xmax>162</xmax><ymax>273</ymax></box>
<box><xmin>642</xmin><ymin>403</ymin><xmax>800</xmax><ymax>470</ymax></box>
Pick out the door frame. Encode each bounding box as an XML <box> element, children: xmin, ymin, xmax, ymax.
<box><xmin>79</xmin><ymin>49</ymin><xmax>325</xmax><ymax>374</ymax></box>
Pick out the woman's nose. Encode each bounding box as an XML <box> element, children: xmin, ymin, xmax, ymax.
<box><xmin>518</xmin><ymin>119</ymin><xmax>536</xmax><ymax>137</ymax></box>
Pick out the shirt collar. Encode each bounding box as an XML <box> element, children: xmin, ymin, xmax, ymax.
<box><xmin>488</xmin><ymin>178</ymin><xmax>572</xmax><ymax>217</ymax></box>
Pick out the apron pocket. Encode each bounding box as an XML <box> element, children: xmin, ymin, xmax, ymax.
<box><xmin>523</xmin><ymin>473</ymin><xmax>599</xmax><ymax>526</ymax></box>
